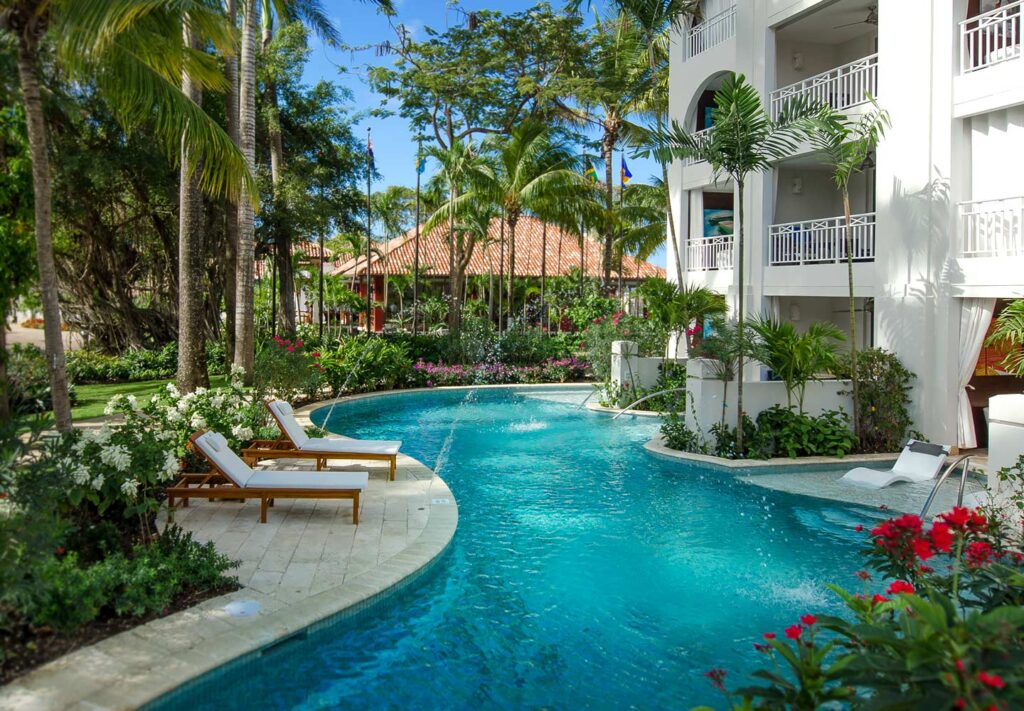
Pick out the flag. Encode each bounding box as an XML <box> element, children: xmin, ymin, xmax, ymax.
<box><xmin>367</xmin><ymin>135</ymin><xmax>375</xmax><ymax>171</ymax></box>
<box><xmin>585</xmin><ymin>162</ymin><xmax>598</xmax><ymax>184</ymax></box>
<box><xmin>416</xmin><ymin>155</ymin><xmax>426</xmax><ymax>174</ymax></box>
<box><xmin>620</xmin><ymin>157</ymin><xmax>632</xmax><ymax>185</ymax></box>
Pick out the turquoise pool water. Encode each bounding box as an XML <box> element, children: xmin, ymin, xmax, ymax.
<box><xmin>149</xmin><ymin>386</ymin><xmax>881</xmax><ymax>709</ymax></box>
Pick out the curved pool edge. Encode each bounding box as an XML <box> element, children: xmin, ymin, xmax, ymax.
<box><xmin>0</xmin><ymin>406</ymin><xmax>458</xmax><ymax>711</ymax></box>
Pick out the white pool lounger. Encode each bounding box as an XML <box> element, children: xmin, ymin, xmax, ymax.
<box><xmin>841</xmin><ymin>440</ymin><xmax>952</xmax><ymax>489</ymax></box>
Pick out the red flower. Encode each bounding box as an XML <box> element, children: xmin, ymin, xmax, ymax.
<box><xmin>784</xmin><ymin>624</ymin><xmax>803</xmax><ymax>640</ymax></box>
<box><xmin>953</xmin><ymin>699</ymin><xmax>966</xmax><ymax>710</ymax></box>
<box><xmin>54</xmin><ymin>546</ymin><xmax>66</xmax><ymax>556</ymax></box>
<box><xmin>295</xmin><ymin>339</ymin><xmax>303</xmax><ymax>348</ymax></box>
<box><xmin>704</xmin><ymin>668</ymin><xmax>727</xmax><ymax>691</ymax></box>
<box><xmin>966</xmin><ymin>541</ymin><xmax>994</xmax><ymax>567</ymax></box>
<box><xmin>800</xmin><ymin>614</ymin><xmax>817</xmax><ymax>626</ymax></box>
<box><xmin>312</xmin><ymin>351</ymin><xmax>321</xmax><ymax>359</ymax></box>
<box><xmin>854</xmin><ymin>524</ymin><xmax>864</xmax><ymax>532</ymax></box>
<box><xmin>753</xmin><ymin>642</ymin><xmax>770</xmax><ymax>652</ymax></box>
<box><xmin>955</xmin><ymin>659</ymin><xmax>966</xmax><ymax>673</ymax></box>
<box><xmin>1012</xmin><ymin>552</ymin><xmax>1023</xmax><ymax>564</ymax></box>
<box><xmin>887</xmin><ymin>580</ymin><xmax>915</xmax><ymax>595</ymax></box>
<box><xmin>929</xmin><ymin>522</ymin><xmax>954</xmax><ymax>554</ymax></box>
<box><xmin>977</xmin><ymin>671</ymin><xmax>1005</xmax><ymax>689</ymax></box>
<box><xmin>940</xmin><ymin>506</ymin><xmax>971</xmax><ymax>530</ymax></box>
<box><xmin>762</xmin><ymin>632</ymin><xmax>776</xmax><ymax>640</ymax></box>
<box><xmin>286</xmin><ymin>345</ymin><xmax>295</xmax><ymax>353</ymax></box>
<box><xmin>911</xmin><ymin>538</ymin><xmax>934</xmax><ymax>561</ymax></box>
<box><xmin>855</xmin><ymin>570</ymin><xmax>871</xmax><ymax>581</ymax></box>
<box><xmin>871</xmin><ymin>593</ymin><xmax>890</xmax><ymax>604</ymax></box>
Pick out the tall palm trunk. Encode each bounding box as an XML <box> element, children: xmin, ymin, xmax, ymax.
<box><xmin>602</xmin><ymin>134</ymin><xmax>614</xmax><ymax>288</ymax></box>
<box><xmin>0</xmin><ymin>306</ymin><xmax>9</xmax><ymax>422</ymax></box>
<box><xmin>223</xmin><ymin>0</ymin><xmax>239</xmax><ymax>366</ymax></box>
<box><xmin>735</xmin><ymin>177</ymin><xmax>746</xmax><ymax>455</ymax></box>
<box><xmin>447</xmin><ymin>185</ymin><xmax>459</xmax><ymax>332</ymax></box>
<box><xmin>14</xmin><ymin>19</ymin><xmax>73</xmax><ymax>431</ymax></box>
<box><xmin>506</xmin><ymin>212</ymin><xmax>519</xmax><ymax>325</ymax></box>
<box><xmin>843</xmin><ymin>189</ymin><xmax>860</xmax><ymax>440</ymax></box>
<box><xmin>263</xmin><ymin>17</ymin><xmax>296</xmax><ymax>336</ymax></box>
<box><xmin>497</xmin><ymin>215</ymin><xmax>505</xmax><ymax>333</ymax></box>
<box><xmin>233</xmin><ymin>0</ymin><xmax>258</xmax><ymax>379</ymax></box>
<box><xmin>540</xmin><ymin>220</ymin><xmax>547</xmax><ymax>325</ymax></box>
<box><xmin>177</xmin><ymin>21</ymin><xmax>209</xmax><ymax>392</ymax></box>
<box><xmin>647</xmin><ymin>43</ymin><xmax>684</xmax><ymax>286</ymax></box>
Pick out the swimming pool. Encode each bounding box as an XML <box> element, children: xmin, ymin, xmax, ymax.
<box><xmin>149</xmin><ymin>386</ymin><xmax>882</xmax><ymax>709</ymax></box>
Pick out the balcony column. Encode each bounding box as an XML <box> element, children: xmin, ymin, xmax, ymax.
<box><xmin>874</xmin><ymin>0</ymin><xmax>959</xmax><ymax>445</ymax></box>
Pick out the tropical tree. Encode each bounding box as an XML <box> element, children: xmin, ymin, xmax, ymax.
<box><xmin>986</xmin><ymin>300</ymin><xmax>1024</xmax><ymax>376</ymax></box>
<box><xmin>558</xmin><ymin>10</ymin><xmax>652</xmax><ymax>286</ymax></box>
<box><xmin>479</xmin><ymin>121</ymin><xmax>586</xmax><ymax>327</ymax></box>
<box><xmin>589</xmin><ymin>0</ymin><xmax>699</xmax><ymax>285</ymax></box>
<box><xmin>2</xmin><ymin>0</ymin><xmax>253</xmax><ymax>428</ymax></box>
<box><xmin>617</xmin><ymin>179</ymin><xmax>669</xmax><ymax>265</ymax></box>
<box><xmin>806</xmin><ymin>101</ymin><xmax>890</xmax><ymax>441</ymax></box>
<box><xmin>749</xmin><ymin>316</ymin><xmax>845</xmax><ymax>413</ymax></box>
<box><xmin>696</xmin><ymin>317</ymin><xmax>744</xmax><ymax>426</ymax></box>
<box><xmin>662</xmin><ymin>73</ymin><xmax>810</xmax><ymax>453</ymax></box>
<box><xmin>372</xmin><ymin>184</ymin><xmax>415</xmax><ymax>313</ymax></box>
<box><xmin>637</xmin><ymin>277</ymin><xmax>726</xmax><ymax>354</ymax></box>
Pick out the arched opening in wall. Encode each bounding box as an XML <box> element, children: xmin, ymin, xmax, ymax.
<box><xmin>684</xmin><ymin>72</ymin><xmax>731</xmax><ymax>134</ymax></box>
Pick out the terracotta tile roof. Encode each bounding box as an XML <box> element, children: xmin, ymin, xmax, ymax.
<box><xmin>329</xmin><ymin>215</ymin><xmax>665</xmax><ymax>281</ymax></box>
<box><xmin>254</xmin><ymin>240</ymin><xmax>333</xmax><ymax>279</ymax></box>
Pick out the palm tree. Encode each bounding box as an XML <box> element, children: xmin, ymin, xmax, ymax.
<box><xmin>560</xmin><ymin>10</ymin><xmax>652</xmax><ymax>287</ymax></box>
<box><xmin>637</xmin><ymin>277</ymin><xmax>726</xmax><ymax>354</ymax></box>
<box><xmin>617</xmin><ymin>179</ymin><xmax>669</xmax><ymax>263</ymax></box>
<box><xmin>986</xmin><ymin>300</ymin><xmax>1024</xmax><ymax>376</ymax></box>
<box><xmin>662</xmin><ymin>73</ymin><xmax>809</xmax><ymax>454</ymax></box>
<box><xmin>749</xmin><ymin>316</ymin><xmax>845</xmax><ymax>414</ymax></box>
<box><xmin>372</xmin><ymin>185</ymin><xmax>415</xmax><ymax>313</ymax></box>
<box><xmin>806</xmin><ymin>101</ymin><xmax>890</xmax><ymax>441</ymax></box>
<box><xmin>480</xmin><ymin>122</ymin><xmax>586</xmax><ymax>328</ymax></box>
<box><xmin>697</xmin><ymin>317</ymin><xmax>744</xmax><ymax>426</ymax></box>
<box><xmin>596</xmin><ymin>0</ymin><xmax>699</xmax><ymax>286</ymax></box>
<box><xmin>2</xmin><ymin>0</ymin><xmax>253</xmax><ymax>429</ymax></box>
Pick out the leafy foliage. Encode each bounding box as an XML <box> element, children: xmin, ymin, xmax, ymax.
<box><xmin>986</xmin><ymin>299</ymin><xmax>1024</xmax><ymax>376</ymax></box>
<box><xmin>749</xmin><ymin>317</ymin><xmax>844</xmax><ymax>412</ymax></box>
<box><xmin>6</xmin><ymin>344</ymin><xmax>78</xmax><ymax>414</ymax></box>
<box><xmin>66</xmin><ymin>343</ymin><xmax>227</xmax><ymax>384</ymax></box>
<box><xmin>838</xmin><ymin>347</ymin><xmax>918</xmax><ymax>453</ymax></box>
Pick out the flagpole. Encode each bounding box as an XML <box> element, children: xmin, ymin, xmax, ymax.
<box><xmin>412</xmin><ymin>138</ymin><xmax>422</xmax><ymax>335</ymax></box>
<box><xmin>318</xmin><ymin>181</ymin><xmax>325</xmax><ymax>341</ymax></box>
<box><xmin>366</xmin><ymin>127</ymin><xmax>373</xmax><ymax>336</ymax></box>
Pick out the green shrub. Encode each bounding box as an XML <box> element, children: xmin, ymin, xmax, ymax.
<box><xmin>748</xmin><ymin>405</ymin><xmax>858</xmax><ymax>459</ymax></box>
<box><xmin>66</xmin><ymin>341</ymin><xmax>228</xmax><ymax>384</ymax></box>
<box><xmin>839</xmin><ymin>347</ymin><xmax>917</xmax><ymax>453</ymax></box>
<box><xmin>6</xmin><ymin>344</ymin><xmax>77</xmax><ymax>414</ymax></box>
<box><xmin>254</xmin><ymin>335</ymin><xmax>323</xmax><ymax>403</ymax></box>
<box><xmin>30</xmin><ymin>553</ymin><xmax>111</xmax><ymax>632</ymax></box>
<box><xmin>660</xmin><ymin>411</ymin><xmax>706</xmax><ymax>453</ymax></box>
<box><xmin>318</xmin><ymin>336</ymin><xmax>413</xmax><ymax>394</ymax></box>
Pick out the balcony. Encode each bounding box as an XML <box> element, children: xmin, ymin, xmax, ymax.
<box><xmin>960</xmin><ymin>0</ymin><xmax>1022</xmax><ymax>73</ymax></box>
<box><xmin>769</xmin><ymin>54</ymin><xmax>878</xmax><ymax>120</ymax></box>
<box><xmin>768</xmin><ymin>213</ymin><xmax>875</xmax><ymax>266</ymax></box>
<box><xmin>687</xmin><ymin>236</ymin><xmax>734</xmax><ymax>271</ymax></box>
<box><xmin>959</xmin><ymin>197</ymin><xmax>1024</xmax><ymax>258</ymax></box>
<box><xmin>684</xmin><ymin>6</ymin><xmax>736</xmax><ymax>60</ymax></box>
<box><xmin>683</xmin><ymin>127</ymin><xmax>713</xmax><ymax>166</ymax></box>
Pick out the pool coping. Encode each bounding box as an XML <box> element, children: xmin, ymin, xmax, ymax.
<box><xmin>0</xmin><ymin>400</ymin><xmax>459</xmax><ymax>711</ymax></box>
<box><xmin>643</xmin><ymin>434</ymin><xmax>900</xmax><ymax>472</ymax></box>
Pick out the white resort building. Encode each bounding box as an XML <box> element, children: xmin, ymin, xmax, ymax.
<box><xmin>669</xmin><ymin>0</ymin><xmax>1024</xmax><ymax>451</ymax></box>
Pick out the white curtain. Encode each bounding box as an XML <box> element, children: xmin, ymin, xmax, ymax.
<box><xmin>957</xmin><ymin>298</ymin><xmax>996</xmax><ymax>448</ymax></box>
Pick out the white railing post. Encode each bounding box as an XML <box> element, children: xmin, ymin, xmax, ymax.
<box><xmin>958</xmin><ymin>197</ymin><xmax>1024</xmax><ymax>257</ymax></box>
<box><xmin>960</xmin><ymin>0</ymin><xmax>1023</xmax><ymax>73</ymax></box>
<box><xmin>768</xmin><ymin>213</ymin><xmax>876</xmax><ymax>266</ymax></box>
<box><xmin>684</xmin><ymin>6</ymin><xmax>736</xmax><ymax>60</ymax></box>
<box><xmin>769</xmin><ymin>54</ymin><xmax>878</xmax><ymax>119</ymax></box>
<box><xmin>683</xmin><ymin>127</ymin><xmax>713</xmax><ymax>166</ymax></box>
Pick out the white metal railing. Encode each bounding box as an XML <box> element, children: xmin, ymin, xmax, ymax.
<box><xmin>687</xmin><ymin>236</ymin><xmax>734</xmax><ymax>271</ymax></box>
<box><xmin>684</xmin><ymin>6</ymin><xmax>736</xmax><ymax>60</ymax></box>
<box><xmin>769</xmin><ymin>54</ymin><xmax>878</xmax><ymax>119</ymax></box>
<box><xmin>768</xmin><ymin>213</ymin><xmax>876</xmax><ymax>266</ymax></box>
<box><xmin>683</xmin><ymin>127</ymin><xmax>713</xmax><ymax>166</ymax></box>
<box><xmin>960</xmin><ymin>0</ymin><xmax>1022</xmax><ymax>73</ymax></box>
<box><xmin>959</xmin><ymin>196</ymin><xmax>1024</xmax><ymax>258</ymax></box>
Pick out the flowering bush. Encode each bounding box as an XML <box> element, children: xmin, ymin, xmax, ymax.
<box><xmin>254</xmin><ymin>335</ymin><xmax>323</xmax><ymax>403</ymax></box>
<box><xmin>410</xmin><ymin>357</ymin><xmax>588</xmax><ymax>388</ymax></box>
<box><xmin>708</xmin><ymin>506</ymin><xmax>1024</xmax><ymax>709</ymax></box>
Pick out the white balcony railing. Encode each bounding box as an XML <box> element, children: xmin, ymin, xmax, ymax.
<box><xmin>960</xmin><ymin>0</ymin><xmax>1022</xmax><ymax>73</ymax></box>
<box><xmin>769</xmin><ymin>54</ymin><xmax>878</xmax><ymax>120</ymax></box>
<box><xmin>684</xmin><ymin>6</ymin><xmax>736</xmax><ymax>60</ymax></box>
<box><xmin>959</xmin><ymin>197</ymin><xmax>1024</xmax><ymax>258</ymax></box>
<box><xmin>768</xmin><ymin>213</ymin><xmax>876</xmax><ymax>266</ymax></box>
<box><xmin>687</xmin><ymin>236</ymin><xmax>734</xmax><ymax>271</ymax></box>
<box><xmin>683</xmin><ymin>127</ymin><xmax>713</xmax><ymax>166</ymax></box>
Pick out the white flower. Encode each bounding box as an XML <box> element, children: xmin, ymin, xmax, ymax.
<box><xmin>126</xmin><ymin>394</ymin><xmax>138</xmax><ymax>410</ymax></box>
<box><xmin>103</xmin><ymin>395</ymin><xmax>124</xmax><ymax>416</ymax></box>
<box><xmin>210</xmin><ymin>395</ymin><xmax>225</xmax><ymax>408</ymax></box>
<box><xmin>72</xmin><ymin>437</ymin><xmax>88</xmax><ymax>455</ymax></box>
<box><xmin>71</xmin><ymin>464</ymin><xmax>91</xmax><ymax>485</ymax></box>
<box><xmin>231</xmin><ymin>425</ymin><xmax>254</xmax><ymax>441</ymax></box>
<box><xmin>194</xmin><ymin>387</ymin><xmax>207</xmax><ymax>396</ymax></box>
<box><xmin>165</xmin><ymin>408</ymin><xmax>183</xmax><ymax>423</ymax></box>
<box><xmin>91</xmin><ymin>474</ymin><xmax>105</xmax><ymax>490</ymax></box>
<box><xmin>92</xmin><ymin>427</ymin><xmax>112</xmax><ymax>446</ymax></box>
<box><xmin>166</xmin><ymin>383</ymin><xmax>180</xmax><ymax>398</ymax></box>
<box><xmin>190</xmin><ymin>413</ymin><xmax>207</xmax><ymax>429</ymax></box>
<box><xmin>120</xmin><ymin>478</ymin><xmax>139</xmax><ymax>499</ymax></box>
<box><xmin>99</xmin><ymin>444</ymin><xmax>132</xmax><ymax>472</ymax></box>
<box><xmin>160</xmin><ymin>451</ymin><xmax>180</xmax><ymax>480</ymax></box>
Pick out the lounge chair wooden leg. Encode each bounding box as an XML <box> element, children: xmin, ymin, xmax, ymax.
<box><xmin>316</xmin><ymin>457</ymin><xmax>324</xmax><ymax>471</ymax></box>
<box><xmin>389</xmin><ymin>457</ymin><xmax>396</xmax><ymax>481</ymax></box>
<box><xmin>260</xmin><ymin>496</ymin><xmax>268</xmax><ymax>523</ymax></box>
<box><xmin>352</xmin><ymin>492</ymin><xmax>360</xmax><ymax>525</ymax></box>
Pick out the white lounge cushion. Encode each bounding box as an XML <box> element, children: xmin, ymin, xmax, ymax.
<box><xmin>300</xmin><ymin>438</ymin><xmax>402</xmax><ymax>455</ymax></box>
<box><xmin>195</xmin><ymin>431</ymin><xmax>254</xmax><ymax>487</ymax></box>
<box><xmin>841</xmin><ymin>440</ymin><xmax>950</xmax><ymax>489</ymax></box>
<box><xmin>268</xmin><ymin>399</ymin><xmax>310</xmax><ymax>448</ymax></box>
<box><xmin>246</xmin><ymin>469</ymin><xmax>368</xmax><ymax>490</ymax></box>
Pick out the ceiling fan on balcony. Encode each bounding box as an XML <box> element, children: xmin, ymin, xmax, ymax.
<box><xmin>833</xmin><ymin>5</ymin><xmax>878</xmax><ymax>29</ymax></box>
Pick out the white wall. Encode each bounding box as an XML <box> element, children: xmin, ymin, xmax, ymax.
<box><xmin>970</xmin><ymin>106</ymin><xmax>1024</xmax><ymax>201</ymax></box>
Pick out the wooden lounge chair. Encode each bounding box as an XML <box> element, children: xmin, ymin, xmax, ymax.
<box><xmin>242</xmin><ymin>399</ymin><xmax>402</xmax><ymax>481</ymax></box>
<box><xmin>167</xmin><ymin>431</ymin><xmax>367</xmax><ymax>524</ymax></box>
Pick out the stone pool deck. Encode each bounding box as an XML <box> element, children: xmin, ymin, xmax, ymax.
<box><xmin>0</xmin><ymin>406</ymin><xmax>457</xmax><ymax>711</ymax></box>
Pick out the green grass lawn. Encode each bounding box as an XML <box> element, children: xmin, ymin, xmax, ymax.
<box><xmin>73</xmin><ymin>375</ymin><xmax>227</xmax><ymax>420</ymax></box>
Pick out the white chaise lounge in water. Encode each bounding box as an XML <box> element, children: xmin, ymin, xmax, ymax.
<box><xmin>168</xmin><ymin>431</ymin><xmax>368</xmax><ymax>523</ymax></box>
<box><xmin>841</xmin><ymin>440</ymin><xmax>952</xmax><ymax>489</ymax></box>
<box><xmin>242</xmin><ymin>400</ymin><xmax>403</xmax><ymax>481</ymax></box>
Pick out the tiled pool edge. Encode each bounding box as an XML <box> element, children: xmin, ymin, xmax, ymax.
<box><xmin>0</xmin><ymin>421</ymin><xmax>458</xmax><ymax>711</ymax></box>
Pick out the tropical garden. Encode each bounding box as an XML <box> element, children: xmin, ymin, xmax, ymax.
<box><xmin>2</xmin><ymin>0</ymin><xmax>1022</xmax><ymax>707</ymax></box>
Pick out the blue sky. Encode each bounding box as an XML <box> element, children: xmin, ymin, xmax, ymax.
<box><xmin>300</xmin><ymin>1</ymin><xmax>666</xmax><ymax>267</ymax></box>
